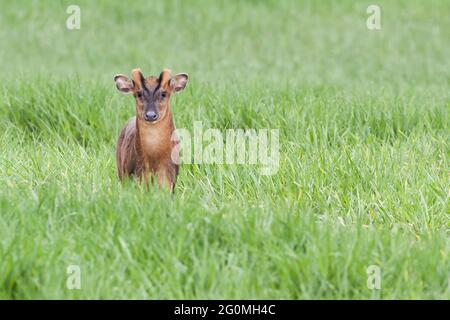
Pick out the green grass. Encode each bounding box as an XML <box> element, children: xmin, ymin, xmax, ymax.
<box><xmin>0</xmin><ymin>0</ymin><xmax>449</xmax><ymax>299</ymax></box>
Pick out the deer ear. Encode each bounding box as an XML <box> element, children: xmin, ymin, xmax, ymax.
<box><xmin>169</xmin><ymin>73</ymin><xmax>188</xmax><ymax>93</ymax></box>
<box><xmin>114</xmin><ymin>74</ymin><xmax>134</xmax><ymax>94</ymax></box>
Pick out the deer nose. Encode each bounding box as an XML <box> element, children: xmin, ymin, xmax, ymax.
<box><xmin>144</xmin><ymin>111</ymin><xmax>159</xmax><ymax>122</ymax></box>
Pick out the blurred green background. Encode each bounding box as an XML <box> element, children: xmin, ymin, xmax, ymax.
<box><xmin>1</xmin><ymin>0</ymin><xmax>449</xmax><ymax>90</ymax></box>
<box><xmin>0</xmin><ymin>0</ymin><xmax>448</xmax><ymax>299</ymax></box>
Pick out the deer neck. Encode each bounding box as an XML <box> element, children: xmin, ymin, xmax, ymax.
<box><xmin>135</xmin><ymin>111</ymin><xmax>174</xmax><ymax>162</ymax></box>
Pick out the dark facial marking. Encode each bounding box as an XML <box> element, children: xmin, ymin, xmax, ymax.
<box><xmin>154</xmin><ymin>70</ymin><xmax>168</xmax><ymax>94</ymax></box>
<box><xmin>138</xmin><ymin>72</ymin><xmax>151</xmax><ymax>96</ymax></box>
<box><xmin>137</xmin><ymin>72</ymin><xmax>163</xmax><ymax>122</ymax></box>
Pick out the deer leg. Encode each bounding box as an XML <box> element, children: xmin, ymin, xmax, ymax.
<box><xmin>155</xmin><ymin>168</ymin><xmax>174</xmax><ymax>192</ymax></box>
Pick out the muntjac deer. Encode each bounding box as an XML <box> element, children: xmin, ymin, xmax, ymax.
<box><xmin>114</xmin><ymin>68</ymin><xmax>188</xmax><ymax>192</ymax></box>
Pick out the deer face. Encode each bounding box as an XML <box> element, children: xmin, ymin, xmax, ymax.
<box><xmin>114</xmin><ymin>68</ymin><xmax>188</xmax><ymax>124</ymax></box>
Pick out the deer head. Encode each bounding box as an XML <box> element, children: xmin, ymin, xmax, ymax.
<box><xmin>114</xmin><ymin>68</ymin><xmax>188</xmax><ymax>124</ymax></box>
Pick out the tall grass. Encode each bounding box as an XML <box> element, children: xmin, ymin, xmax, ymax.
<box><xmin>0</xmin><ymin>0</ymin><xmax>448</xmax><ymax>299</ymax></box>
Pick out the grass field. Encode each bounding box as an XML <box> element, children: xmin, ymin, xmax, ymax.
<box><xmin>0</xmin><ymin>0</ymin><xmax>449</xmax><ymax>299</ymax></box>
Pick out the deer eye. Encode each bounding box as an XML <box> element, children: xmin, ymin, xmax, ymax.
<box><xmin>161</xmin><ymin>91</ymin><xmax>168</xmax><ymax>99</ymax></box>
<box><xmin>136</xmin><ymin>91</ymin><xmax>143</xmax><ymax>98</ymax></box>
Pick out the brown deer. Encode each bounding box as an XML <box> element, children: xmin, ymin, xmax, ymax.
<box><xmin>114</xmin><ymin>68</ymin><xmax>188</xmax><ymax>192</ymax></box>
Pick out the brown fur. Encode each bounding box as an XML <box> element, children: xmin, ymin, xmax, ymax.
<box><xmin>115</xmin><ymin>68</ymin><xmax>186</xmax><ymax>192</ymax></box>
